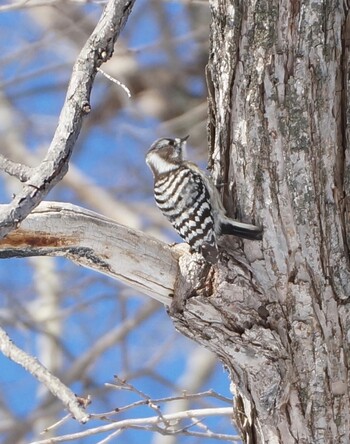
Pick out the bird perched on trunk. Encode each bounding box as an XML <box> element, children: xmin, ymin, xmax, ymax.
<box><xmin>146</xmin><ymin>136</ymin><xmax>262</xmax><ymax>264</ymax></box>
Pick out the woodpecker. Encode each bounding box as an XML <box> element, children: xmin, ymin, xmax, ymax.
<box><xmin>146</xmin><ymin>136</ymin><xmax>262</xmax><ymax>264</ymax></box>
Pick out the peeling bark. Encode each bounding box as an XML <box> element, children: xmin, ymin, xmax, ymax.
<box><xmin>1</xmin><ymin>1</ymin><xmax>350</xmax><ymax>442</ymax></box>
<box><xmin>0</xmin><ymin>202</ymin><xmax>178</xmax><ymax>306</ymax></box>
<box><xmin>172</xmin><ymin>1</ymin><xmax>350</xmax><ymax>442</ymax></box>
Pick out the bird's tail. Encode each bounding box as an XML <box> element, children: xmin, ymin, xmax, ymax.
<box><xmin>220</xmin><ymin>219</ymin><xmax>263</xmax><ymax>241</ymax></box>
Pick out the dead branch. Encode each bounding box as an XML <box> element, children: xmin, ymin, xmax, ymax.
<box><xmin>0</xmin><ymin>201</ymin><xmax>179</xmax><ymax>305</ymax></box>
<box><xmin>0</xmin><ymin>0</ymin><xmax>135</xmax><ymax>239</ymax></box>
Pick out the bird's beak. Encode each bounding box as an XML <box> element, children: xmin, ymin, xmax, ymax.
<box><xmin>174</xmin><ymin>135</ymin><xmax>189</xmax><ymax>148</ymax></box>
<box><xmin>180</xmin><ymin>135</ymin><xmax>190</xmax><ymax>143</ymax></box>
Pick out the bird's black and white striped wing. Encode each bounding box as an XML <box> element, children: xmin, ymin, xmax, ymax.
<box><xmin>154</xmin><ymin>166</ymin><xmax>218</xmax><ymax>263</ymax></box>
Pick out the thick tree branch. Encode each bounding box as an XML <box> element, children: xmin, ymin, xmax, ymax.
<box><xmin>0</xmin><ymin>201</ymin><xmax>179</xmax><ymax>306</ymax></box>
<box><xmin>0</xmin><ymin>0</ymin><xmax>135</xmax><ymax>239</ymax></box>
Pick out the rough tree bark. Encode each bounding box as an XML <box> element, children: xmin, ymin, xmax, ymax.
<box><xmin>170</xmin><ymin>1</ymin><xmax>350</xmax><ymax>443</ymax></box>
<box><xmin>1</xmin><ymin>1</ymin><xmax>350</xmax><ymax>443</ymax></box>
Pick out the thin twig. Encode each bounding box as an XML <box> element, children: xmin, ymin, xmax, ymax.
<box><xmin>95</xmin><ymin>429</ymin><xmax>123</xmax><ymax>444</ymax></box>
<box><xmin>113</xmin><ymin>376</ymin><xmax>169</xmax><ymax>423</ymax></box>
<box><xmin>99</xmin><ymin>388</ymin><xmax>232</xmax><ymax>417</ymax></box>
<box><xmin>30</xmin><ymin>407</ymin><xmax>234</xmax><ymax>443</ymax></box>
<box><xmin>40</xmin><ymin>415</ymin><xmax>71</xmax><ymax>434</ymax></box>
<box><xmin>97</xmin><ymin>68</ymin><xmax>131</xmax><ymax>98</ymax></box>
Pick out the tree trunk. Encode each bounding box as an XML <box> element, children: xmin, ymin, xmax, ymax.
<box><xmin>171</xmin><ymin>1</ymin><xmax>350</xmax><ymax>442</ymax></box>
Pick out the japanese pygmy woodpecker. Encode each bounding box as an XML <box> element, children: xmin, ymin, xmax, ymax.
<box><xmin>146</xmin><ymin>136</ymin><xmax>262</xmax><ymax>264</ymax></box>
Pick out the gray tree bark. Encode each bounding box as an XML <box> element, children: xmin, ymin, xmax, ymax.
<box><xmin>171</xmin><ymin>1</ymin><xmax>350</xmax><ymax>442</ymax></box>
<box><xmin>1</xmin><ymin>1</ymin><xmax>350</xmax><ymax>443</ymax></box>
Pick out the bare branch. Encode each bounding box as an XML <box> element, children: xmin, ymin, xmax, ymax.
<box><xmin>0</xmin><ymin>0</ymin><xmax>135</xmax><ymax>239</ymax></box>
<box><xmin>99</xmin><ymin>389</ymin><xmax>232</xmax><ymax>417</ymax></box>
<box><xmin>97</xmin><ymin>67</ymin><xmax>132</xmax><ymax>97</ymax></box>
<box><xmin>0</xmin><ymin>154</ymin><xmax>33</xmax><ymax>182</ymax></box>
<box><xmin>31</xmin><ymin>407</ymin><xmax>235</xmax><ymax>443</ymax></box>
<box><xmin>0</xmin><ymin>201</ymin><xmax>180</xmax><ymax>305</ymax></box>
<box><xmin>0</xmin><ymin>326</ymin><xmax>89</xmax><ymax>424</ymax></box>
<box><xmin>65</xmin><ymin>301</ymin><xmax>159</xmax><ymax>382</ymax></box>
<box><xmin>112</xmin><ymin>376</ymin><xmax>169</xmax><ymax>422</ymax></box>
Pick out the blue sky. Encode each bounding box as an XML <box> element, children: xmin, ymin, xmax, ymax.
<box><xmin>0</xmin><ymin>2</ymin><xmax>239</xmax><ymax>443</ymax></box>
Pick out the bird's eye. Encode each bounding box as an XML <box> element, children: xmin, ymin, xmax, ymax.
<box><xmin>152</xmin><ymin>139</ymin><xmax>170</xmax><ymax>150</ymax></box>
<box><xmin>150</xmin><ymin>137</ymin><xmax>180</xmax><ymax>152</ymax></box>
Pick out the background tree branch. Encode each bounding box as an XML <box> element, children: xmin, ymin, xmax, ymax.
<box><xmin>0</xmin><ymin>326</ymin><xmax>89</xmax><ymax>424</ymax></box>
<box><xmin>0</xmin><ymin>0</ymin><xmax>135</xmax><ymax>239</ymax></box>
<box><xmin>0</xmin><ymin>3</ymin><xmax>226</xmax><ymax>443</ymax></box>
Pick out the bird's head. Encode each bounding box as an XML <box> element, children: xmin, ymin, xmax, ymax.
<box><xmin>146</xmin><ymin>136</ymin><xmax>189</xmax><ymax>177</ymax></box>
